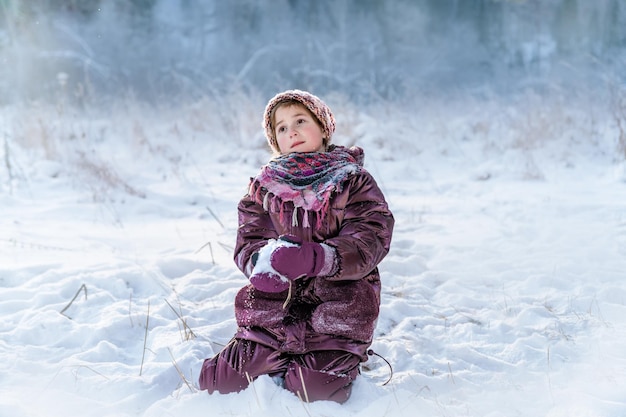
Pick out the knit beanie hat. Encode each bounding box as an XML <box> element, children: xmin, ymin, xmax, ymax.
<box><xmin>263</xmin><ymin>90</ymin><xmax>336</xmax><ymax>152</ymax></box>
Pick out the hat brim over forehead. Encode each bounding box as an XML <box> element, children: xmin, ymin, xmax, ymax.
<box><xmin>263</xmin><ymin>89</ymin><xmax>336</xmax><ymax>152</ymax></box>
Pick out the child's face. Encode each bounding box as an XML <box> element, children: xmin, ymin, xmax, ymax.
<box><xmin>274</xmin><ymin>104</ymin><xmax>325</xmax><ymax>154</ymax></box>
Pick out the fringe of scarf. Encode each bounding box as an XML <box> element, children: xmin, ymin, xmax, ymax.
<box><xmin>249</xmin><ymin>146</ymin><xmax>363</xmax><ymax>229</ymax></box>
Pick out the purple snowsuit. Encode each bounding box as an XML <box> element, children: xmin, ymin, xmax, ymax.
<box><xmin>199</xmin><ymin>151</ymin><xmax>394</xmax><ymax>403</ymax></box>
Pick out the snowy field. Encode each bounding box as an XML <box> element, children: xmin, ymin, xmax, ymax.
<box><xmin>1</xmin><ymin>91</ymin><xmax>626</xmax><ymax>417</ymax></box>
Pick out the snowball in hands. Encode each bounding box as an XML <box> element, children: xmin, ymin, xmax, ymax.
<box><xmin>269</xmin><ymin>235</ymin><xmax>327</xmax><ymax>279</ymax></box>
<box><xmin>249</xmin><ymin>238</ymin><xmax>297</xmax><ymax>293</ymax></box>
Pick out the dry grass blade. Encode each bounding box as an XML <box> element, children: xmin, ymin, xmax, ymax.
<box><xmin>71</xmin><ymin>365</ymin><xmax>111</xmax><ymax>381</ymax></box>
<box><xmin>298</xmin><ymin>367</ymin><xmax>310</xmax><ymax>403</ymax></box>
<box><xmin>76</xmin><ymin>150</ymin><xmax>146</xmax><ymax>199</ymax></box>
<box><xmin>164</xmin><ymin>298</ymin><xmax>196</xmax><ymax>341</ymax></box>
<box><xmin>205</xmin><ymin>205</ymin><xmax>225</xmax><ymax>229</ymax></box>
<box><xmin>3</xmin><ymin>135</ymin><xmax>14</xmax><ymax>189</ymax></box>
<box><xmin>168</xmin><ymin>348</ymin><xmax>196</xmax><ymax>393</ymax></box>
<box><xmin>60</xmin><ymin>283</ymin><xmax>88</xmax><ymax>319</ymax></box>
<box><xmin>295</xmin><ymin>389</ymin><xmax>312</xmax><ymax>417</ymax></box>
<box><xmin>2</xmin><ymin>238</ymin><xmax>74</xmax><ymax>252</ymax></box>
<box><xmin>128</xmin><ymin>293</ymin><xmax>134</xmax><ymax>327</ymax></box>
<box><xmin>194</xmin><ymin>241</ymin><xmax>215</xmax><ymax>265</ymax></box>
<box><xmin>282</xmin><ymin>281</ymin><xmax>293</xmax><ymax>309</ymax></box>
<box><xmin>447</xmin><ymin>362</ymin><xmax>455</xmax><ymax>385</ymax></box>
<box><xmin>139</xmin><ymin>300</ymin><xmax>150</xmax><ymax>376</ymax></box>
<box><xmin>217</xmin><ymin>241</ymin><xmax>234</xmax><ymax>253</ymax></box>
<box><xmin>546</xmin><ymin>346</ymin><xmax>555</xmax><ymax>403</ymax></box>
<box><xmin>245</xmin><ymin>372</ymin><xmax>261</xmax><ymax>408</ymax></box>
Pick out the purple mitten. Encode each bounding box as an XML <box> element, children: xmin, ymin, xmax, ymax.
<box><xmin>248</xmin><ymin>239</ymin><xmax>293</xmax><ymax>293</ymax></box>
<box><xmin>270</xmin><ymin>235</ymin><xmax>327</xmax><ymax>280</ymax></box>
<box><xmin>249</xmin><ymin>272</ymin><xmax>289</xmax><ymax>293</ymax></box>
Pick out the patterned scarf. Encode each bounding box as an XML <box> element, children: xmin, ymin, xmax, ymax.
<box><xmin>250</xmin><ymin>145</ymin><xmax>364</xmax><ymax>229</ymax></box>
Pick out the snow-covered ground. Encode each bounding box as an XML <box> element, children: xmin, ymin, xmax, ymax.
<box><xmin>1</xmin><ymin>92</ymin><xmax>626</xmax><ymax>417</ymax></box>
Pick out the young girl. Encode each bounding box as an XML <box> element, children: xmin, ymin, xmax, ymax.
<box><xmin>198</xmin><ymin>90</ymin><xmax>394</xmax><ymax>403</ymax></box>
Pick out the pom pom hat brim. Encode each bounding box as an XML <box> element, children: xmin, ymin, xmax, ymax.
<box><xmin>263</xmin><ymin>90</ymin><xmax>336</xmax><ymax>153</ymax></box>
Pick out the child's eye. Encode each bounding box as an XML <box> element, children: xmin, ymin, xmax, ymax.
<box><xmin>277</xmin><ymin>126</ymin><xmax>286</xmax><ymax>133</ymax></box>
<box><xmin>297</xmin><ymin>118</ymin><xmax>306</xmax><ymax>124</ymax></box>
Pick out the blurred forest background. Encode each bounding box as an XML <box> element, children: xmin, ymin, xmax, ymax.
<box><xmin>1</xmin><ymin>0</ymin><xmax>625</xmax><ymax>106</ymax></box>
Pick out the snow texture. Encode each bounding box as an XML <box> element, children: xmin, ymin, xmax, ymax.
<box><xmin>1</xmin><ymin>94</ymin><xmax>626</xmax><ymax>417</ymax></box>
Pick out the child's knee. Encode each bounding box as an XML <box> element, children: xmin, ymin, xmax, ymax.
<box><xmin>283</xmin><ymin>361</ymin><xmax>358</xmax><ymax>404</ymax></box>
<box><xmin>198</xmin><ymin>339</ymin><xmax>289</xmax><ymax>394</ymax></box>
<box><xmin>198</xmin><ymin>354</ymin><xmax>250</xmax><ymax>394</ymax></box>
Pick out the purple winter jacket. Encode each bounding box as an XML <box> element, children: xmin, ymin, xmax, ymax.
<box><xmin>233</xmin><ymin>147</ymin><xmax>394</xmax><ymax>359</ymax></box>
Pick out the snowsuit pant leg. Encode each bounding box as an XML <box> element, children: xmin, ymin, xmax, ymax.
<box><xmin>198</xmin><ymin>339</ymin><xmax>289</xmax><ymax>394</ymax></box>
<box><xmin>283</xmin><ymin>350</ymin><xmax>361</xmax><ymax>404</ymax></box>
